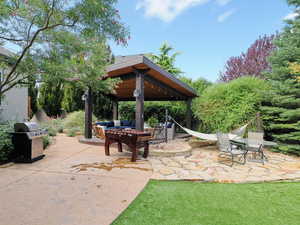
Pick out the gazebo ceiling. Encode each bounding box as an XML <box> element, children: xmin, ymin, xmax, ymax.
<box><xmin>105</xmin><ymin>54</ymin><xmax>197</xmax><ymax>101</ymax></box>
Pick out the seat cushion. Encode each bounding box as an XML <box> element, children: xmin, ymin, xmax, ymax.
<box><xmin>114</xmin><ymin>120</ymin><xmax>121</xmax><ymax>126</ymax></box>
<box><xmin>106</xmin><ymin>121</ymin><xmax>114</xmax><ymax>127</ymax></box>
<box><xmin>130</xmin><ymin>120</ymin><xmax>136</xmax><ymax>127</ymax></box>
<box><xmin>121</xmin><ymin>120</ymin><xmax>131</xmax><ymax>126</ymax></box>
<box><xmin>167</xmin><ymin>122</ymin><xmax>173</xmax><ymax>128</ymax></box>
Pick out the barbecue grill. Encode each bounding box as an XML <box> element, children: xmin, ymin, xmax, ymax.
<box><xmin>11</xmin><ymin>122</ymin><xmax>48</xmax><ymax>163</ymax></box>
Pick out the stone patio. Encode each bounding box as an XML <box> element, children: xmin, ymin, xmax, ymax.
<box><xmin>149</xmin><ymin>145</ymin><xmax>300</xmax><ymax>183</ymax></box>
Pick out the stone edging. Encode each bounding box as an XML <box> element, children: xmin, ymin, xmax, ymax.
<box><xmin>149</xmin><ymin>148</ymin><xmax>193</xmax><ymax>157</ymax></box>
<box><xmin>150</xmin><ymin>177</ymin><xmax>300</xmax><ymax>184</ymax></box>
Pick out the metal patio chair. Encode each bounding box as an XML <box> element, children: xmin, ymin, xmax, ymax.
<box><xmin>246</xmin><ymin>132</ymin><xmax>267</xmax><ymax>164</ymax></box>
<box><xmin>216</xmin><ymin>132</ymin><xmax>248</xmax><ymax>166</ymax></box>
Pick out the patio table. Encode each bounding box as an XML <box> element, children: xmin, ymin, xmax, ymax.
<box><xmin>231</xmin><ymin>138</ymin><xmax>277</xmax><ymax>147</ymax></box>
<box><xmin>105</xmin><ymin>129</ymin><xmax>151</xmax><ymax>162</ymax></box>
<box><xmin>231</xmin><ymin>138</ymin><xmax>277</xmax><ymax>163</ymax></box>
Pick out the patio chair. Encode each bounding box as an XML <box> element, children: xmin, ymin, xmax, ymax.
<box><xmin>216</xmin><ymin>132</ymin><xmax>248</xmax><ymax>166</ymax></box>
<box><xmin>246</xmin><ymin>132</ymin><xmax>267</xmax><ymax>164</ymax></box>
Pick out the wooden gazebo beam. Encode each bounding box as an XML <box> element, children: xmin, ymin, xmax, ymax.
<box><xmin>133</xmin><ymin>68</ymin><xmax>147</xmax><ymax>131</ymax></box>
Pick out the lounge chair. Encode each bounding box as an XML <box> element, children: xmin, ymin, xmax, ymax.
<box><xmin>246</xmin><ymin>132</ymin><xmax>267</xmax><ymax>164</ymax></box>
<box><xmin>216</xmin><ymin>132</ymin><xmax>248</xmax><ymax>166</ymax></box>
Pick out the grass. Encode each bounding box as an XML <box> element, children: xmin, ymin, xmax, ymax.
<box><xmin>112</xmin><ymin>180</ymin><xmax>300</xmax><ymax>225</ymax></box>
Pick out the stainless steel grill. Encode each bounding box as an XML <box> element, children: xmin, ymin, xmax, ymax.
<box><xmin>11</xmin><ymin>122</ymin><xmax>48</xmax><ymax>163</ymax></box>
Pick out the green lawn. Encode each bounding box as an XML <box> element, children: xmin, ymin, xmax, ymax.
<box><xmin>112</xmin><ymin>180</ymin><xmax>300</xmax><ymax>225</ymax></box>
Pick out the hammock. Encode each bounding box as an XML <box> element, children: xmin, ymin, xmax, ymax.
<box><xmin>170</xmin><ymin>117</ymin><xmax>248</xmax><ymax>141</ymax></box>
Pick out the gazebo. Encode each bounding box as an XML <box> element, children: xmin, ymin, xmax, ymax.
<box><xmin>84</xmin><ymin>54</ymin><xmax>197</xmax><ymax>138</ymax></box>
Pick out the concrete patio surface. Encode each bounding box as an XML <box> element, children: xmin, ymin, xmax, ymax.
<box><xmin>0</xmin><ymin>134</ymin><xmax>152</xmax><ymax>225</ymax></box>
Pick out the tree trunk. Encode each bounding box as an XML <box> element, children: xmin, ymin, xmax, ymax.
<box><xmin>84</xmin><ymin>86</ymin><xmax>93</xmax><ymax>139</ymax></box>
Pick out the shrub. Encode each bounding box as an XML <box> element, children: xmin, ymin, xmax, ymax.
<box><xmin>147</xmin><ymin>117</ymin><xmax>159</xmax><ymax>128</ymax></box>
<box><xmin>194</xmin><ymin>77</ymin><xmax>270</xmax><ymax>132</ymax></box>
<box><xmin>63</xmin><ymin>111</ymin><xmax>96</xmax><ymax>133</ymax></box>
<box><xmin>42</xmin><ymin>135</ymin><xmax>51</xmax><ymax>149</ymax></box>
<box><xmin>66</xmin><ymin>127</ymin><xmax>80</xmax><ymax>137</ymax></box>
<box><xmin>0</xmin><ymin>121</ymin><xmax>14</xmax><ymax>162</ymax></box>
<box><xmin>119</xmin><ymin>102</ymin><xmax>186</xmax><ymax>124</ymax></box>
<box><xmin>40</xmin><ymin>118</ymin><xmax>64</xmax><ymax>136</ymax></box>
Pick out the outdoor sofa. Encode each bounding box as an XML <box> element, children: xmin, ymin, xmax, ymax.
<box><xmin>93</xmin><ymin>120</ymin><xmax>135</xmax><ymax>139</ymax></box>
<box><xmin>93</xmin><ymin>120</ymin><xmax>175</xmax><ymax>140</ymax></box>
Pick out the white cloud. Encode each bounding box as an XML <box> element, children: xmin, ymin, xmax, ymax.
<box><xmin>136</xmin><ymin>0</ymin><xmax>211</xmax><ymax>22</ymax></box>
<box><xmin>217</xmin><ymin>9</ymin><xmax>236</xmax><ymax>22</ymax></box>
<box><xmin>283</xmin><ymin>12</ymin><xmax>299</xmax><ymax>20</ymax></box>
<box><xmin>216</xmin><ymin>0</ymin><xmax>232</xmax><ymax>6</ymax></box>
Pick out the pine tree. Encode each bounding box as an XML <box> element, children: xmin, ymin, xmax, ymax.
<box><xmin>261</xmin><ymin>0</ymin><xmax>300</xmax><ymax>155</ymax></box>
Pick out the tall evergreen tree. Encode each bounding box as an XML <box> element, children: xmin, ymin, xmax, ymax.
<box><xmin>261</xmin><ymin>0</ymin><xmax>300</xmax><ymax>155</ymax></box>
<box><xmin>38</xmin><ymin>81</ymin><xmax>64</xmax><ymax>117</ymax></box>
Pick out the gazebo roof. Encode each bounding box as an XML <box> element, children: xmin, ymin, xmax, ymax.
<box><xmin>106</xmin><ymin>54</ymin><xmax>197</xmax><ymax>101</ymax></box>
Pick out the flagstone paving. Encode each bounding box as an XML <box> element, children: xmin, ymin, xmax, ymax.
<box><xmin>149</xmin><ymin>146</ymin><xmax>300</xmax><ymax>183</ymax></box>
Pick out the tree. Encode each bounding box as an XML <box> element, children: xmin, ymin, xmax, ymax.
<box><xmin>38</xmin><ymin>80</ymin><xmax>64</xmax><ymax>117</ymax></box>
<box><xmin>61</xmin><ymin>82</ymin><xmax>114</xmax><ymax>120</ymax></box>
<box><xmin>0</xmin><ymin>0</ymin><xmax>129</xmax><ymax>99</ymax></box>
<box><xmin>28</xmin><ymin>76</ymin><xmax>38</xmax><ymax>118</ymax></box>
<box><xmin>260</xmin><ymin>0</ymin><xmax>300</xmax><ymax>155</ymax></box>
<box><xmin>150</xmin><ymin>42</ymin><xmax>183</xmax><ymax>77</ymax></box>
<box><xmin>219</xmin><ymin>35</ymin><xmax>276</xmax><ymax>82</ymax></box>
<box><xmin>36</xmin><ymin>30</ymin><xmax>118</xmax><ymax>116</ymax></box>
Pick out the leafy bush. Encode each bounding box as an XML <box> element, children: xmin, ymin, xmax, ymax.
<box><xmin>120</xmin><ymin>101</ymin><xmax>186</xmax><ymax>124</ymax></box>
<box><xmin>147</xmin><ymin>117</ymin><xmax>159</xmax><ymax>128</ymax></box>
<box><xmin>66</xmin><ymin>127</ymin><xmax>80</xmax><ymax>137</ymax></box>
<box><xmin>0</xmin><ymin>121</ymin><xmax>14</xmax><ymax>162</ymax></box>
<box><xmin>194</xmin><ymin>77</ymin><xmax>270</xmax><ymax>132</ymax></box>
<box><xmin>40</xmin><ymin>119</ymin><xmax>64</xmax><ymax>136</ymax></box>
<box><xmin>63</xmin><ymin>111</ymin><xmax>96</xmax><ymax>133</ymax></box>
<box><xmin>42</xmin><ymin>135</ymin><xmax>51</xmax><ymax>149</ymax></box>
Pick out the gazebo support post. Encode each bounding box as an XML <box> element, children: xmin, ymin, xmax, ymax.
<box><xmin>112</xmin><ymin>100</ymin><xmax>118</xmax><ymax>120</ymax></box>
<box><xmin>135</xmin><ymin>70</ymin><xmax>145</xmax><ymax>131</ymax></box>
<box><xmin>84</xmin><ymin>86</ymin><xmax>93</xmax><ymax>139</ymax></box>
<box><xmin>186</xmin><ymin>98</ymin><xmax>192</xmax><ymax>129</ymax></box>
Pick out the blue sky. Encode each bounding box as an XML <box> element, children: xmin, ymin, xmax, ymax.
<box><xmin>110</xmin><ymin>0</ymin><xmax>295</xmax><ymax>82</ymax></box>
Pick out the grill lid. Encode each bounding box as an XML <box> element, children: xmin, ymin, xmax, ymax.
<box><xmin>14</xmin><ymin>122</ymin><xmax>40</xmax><ymax>132</ymax></box>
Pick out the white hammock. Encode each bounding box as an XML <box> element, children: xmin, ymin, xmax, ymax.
<box><xmin>170</xmin><ymin>118</ymin><xmax>248</xmax><ymax>141</ymax></box>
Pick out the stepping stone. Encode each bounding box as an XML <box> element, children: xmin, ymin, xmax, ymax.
<box><xmin>166</xmin><ymin>161</ymin><xmax>182</xmax><ymax>168</ymax></box>
<box><xmin>182</xmin><ymin>163</ymin><xmax>197</xmax><ymax>170</ymax></box>
<box><xmin>159</xmin><ymin>168</ymin><xmax>175</xmax><ymax>176</ymax></box>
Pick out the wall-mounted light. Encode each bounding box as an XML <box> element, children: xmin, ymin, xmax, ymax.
<box><xmin>82</xmin><ymin>93</ymin><xmax>87</xmax><ymax>101</ymax></box>
<box><xmin>133</xmin><ymin>89</ymin><xmax>140</xmax><ymax>98</ymax></box>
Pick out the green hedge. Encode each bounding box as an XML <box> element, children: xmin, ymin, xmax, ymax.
<box><xmin>119</xmin><ymin>101</ymin><xmax>187</xmax><ymax>125</ymax></box>
<box><xmin>194</xmin><ymin>77</ymin><xmax>270</xmax><ymax>132</ymax></box>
